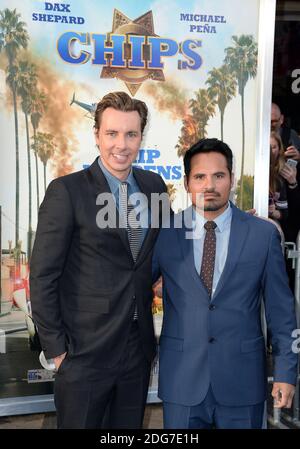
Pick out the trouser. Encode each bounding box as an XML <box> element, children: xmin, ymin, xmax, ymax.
<box><xmin>54</xmin><ymin>321</ymin><xmax>151</xmax><ymax>429</ymax></box>
<box><xmin>163</xmin><ymin>385</ymin><xmax>265</xmax><ymax>429</ymax></box>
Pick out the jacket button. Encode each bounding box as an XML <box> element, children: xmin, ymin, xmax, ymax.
<box><xmin>209</xmin><ymin>304</ymin><xmax>216</xmax><ymax>310</ymax></box>
<box><xmin>209</xmin><ymin>337</ymin><xmax>216</xmax><ymax>343</ymax></box>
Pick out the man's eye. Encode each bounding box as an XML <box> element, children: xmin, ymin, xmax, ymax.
<box><xmin>128</xmin><ymin>132</ymin><xmax>137</xmax><ymax>138</ymax></box>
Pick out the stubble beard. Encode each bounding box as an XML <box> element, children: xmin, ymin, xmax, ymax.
<box><xmin>204</xmin><ymin>199</ymin><xmax>228</xmax><ymax>212</ymax></box>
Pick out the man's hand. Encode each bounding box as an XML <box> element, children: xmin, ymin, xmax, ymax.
<box><xmin>54</xmin><ymin>352</ymin><xmax>67</xmax><ymax>371</ymax></box>
<box><xmin>268</xmin><ymin>204</ymin><xmax>281</xmax><ymax>220</ymax></box>
<box><xmin>272</xmin><ymin>382</ymin><xmax>295</xmax><ymax>408</ymax></box>
<box><xmin>285</xmin><ymin>146</ymin><xmax>300</xmax><ymax>161</ymax></box>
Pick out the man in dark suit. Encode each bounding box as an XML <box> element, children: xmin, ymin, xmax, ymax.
<box><xmin>30</xmin><ymin>91</ymin><xmax>167</xmax><ymax>429</ymax></box>
<box><xmin>153</xmin><ymin>138</ymin><xmax>298</xmax><ymax>429</ymax></box>
<box><xmin>271</xmin><ymin>102</ymin><xmax>300</xmax><ymax>161</ymax></box>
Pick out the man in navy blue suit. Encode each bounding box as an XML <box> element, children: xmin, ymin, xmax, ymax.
<box><xmin>153</xmin><ymin>138</ymin><xmax>298</xmax><ymax>429</ymax></box>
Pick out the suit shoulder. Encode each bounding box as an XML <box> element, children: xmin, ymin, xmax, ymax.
<box><xmin>45</xmin><ymin>169</ymin><xmax>88</xmax><ymax>205</ymax></box>
<box><xmin>51</xmin><ymin>168</ymin><xmax>86</xmax><ymax>186</ymax></box>
<box><xmin>159</xmin><ymin>209</ymin><xmax>183</xmax><ymax>236</ymax></box>
<box><xmin>240</xmin><ymin>209</ymin><xmax>280</xmax><ymax>236</ymax></box>
<box><xmin>47</xmin><ymin>168</ymin><xmax>88</xmax><ymax>193</ymax></box>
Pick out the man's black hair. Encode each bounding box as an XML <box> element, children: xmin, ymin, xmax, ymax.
<box><xmin>184</xmin><ymin>138</ymin><xmax>233</xmax><ymax>178</ymax></box>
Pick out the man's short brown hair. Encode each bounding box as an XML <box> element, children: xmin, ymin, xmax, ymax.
<box><xmin>94</xmin><ymin>91</ymin><xmax>148</xmax><ymax>133</ymax></box>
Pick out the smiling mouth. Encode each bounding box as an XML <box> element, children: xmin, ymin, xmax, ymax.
<box><xmin>112</xmin><ymin>154</ymin><xmax>128</xmax><ymax>162</ymax></box>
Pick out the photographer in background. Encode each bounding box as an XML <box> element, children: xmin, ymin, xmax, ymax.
<box><xmin>271</xmin><ymin>103</ymin><xmax>300</xmax><ymax>163</ymax></box>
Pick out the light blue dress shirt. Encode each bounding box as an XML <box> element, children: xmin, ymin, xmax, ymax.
<box><xmin>193</xmin><ymin>202</ymin><xmax>232</xmax><ymax>298</ymax></box>
<box><xmin>98</xmin><ymin>157</ymin><xmax>148</xmax><ymax>242</ymax></box>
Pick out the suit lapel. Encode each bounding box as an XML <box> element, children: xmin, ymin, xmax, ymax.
<box><xmin>86</xmin><ymin>158</ymin><xmax>132</xmax><ymax>256</ymax></box>
<box><xmin>177</xmin><ymin>204</ymin><xmax>250</xmax><ymax>301</ymax></box>
<box><xmin>212</xmin><ymin>204</ymin><xmax>249</xmax><ymax>301</ymax></box>
<box><xmin>132</xmin><ymin>167</ymin><xmax>158</xmax><ymax>264</ymax></box>
<box><xmin>177</xmin><ymin>211</ymin><xmax>210</xmax><ymax>298</ymax></box>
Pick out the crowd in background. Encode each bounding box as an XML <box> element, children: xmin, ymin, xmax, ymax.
<box><xmin>269</xmin><ymin>103</ymin><xmax>300</xmax><ymax>289</ymax></box>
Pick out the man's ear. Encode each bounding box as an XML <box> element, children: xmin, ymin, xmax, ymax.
<box><xmin>184</xmin><ymin>175</ymin><xmax>188</xmax><ymax>192</ymax></box>
<box><xmin>94</xmin><ymin>127</ymin><xmax>100</xmax><ymax>147</ymax></box>
<box><xmin>280</xmin><ymin>114</ymin><xmax>284</xmax><ymax>126</ymax></box>
<box><xmin>230</xmin><ymin>172</ymin><xmax>235</xmax><ymax>189</ymax></box>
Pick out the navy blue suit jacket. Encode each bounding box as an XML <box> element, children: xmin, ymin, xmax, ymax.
<box><xmin>152</xmin><ymin>204</ymin><xmax>297</xmax><ymax>407</ymax></box>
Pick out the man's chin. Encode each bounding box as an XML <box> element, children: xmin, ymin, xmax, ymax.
<box><xmin>204</xmin><ymin>201</ymin><xmax>226</xmax><ymax>212</ymax></box>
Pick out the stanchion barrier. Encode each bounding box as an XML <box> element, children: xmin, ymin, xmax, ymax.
<box><xmin>286</xmin><ymin>230</ymin><xmax>300</xmax><ymax>425</ymax></box>
<box><xmin>265</xmin><ymin>223</ymin><xmax>300</xmax><ymax>428</ymax></box>
<box><xmin>270</xmin><ymin>230</ymin><xmax>300</xmax><ymax>428</ymax></box>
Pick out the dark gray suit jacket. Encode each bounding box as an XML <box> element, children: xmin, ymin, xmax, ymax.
<box><xmin>30</xmin><ymin>158</ymin><xmax>167</xmax><ymax>371</ymax></box>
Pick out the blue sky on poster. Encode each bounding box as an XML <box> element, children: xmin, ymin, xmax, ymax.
<box><xmin>0</xmin><ymin>0</ymin><xmax>260</xmax><ymax>162</ymax></box>
<box><xmin>1</xmin><ymin>0</ymin><xmax>259</xmax><ymax>82</ymax></box>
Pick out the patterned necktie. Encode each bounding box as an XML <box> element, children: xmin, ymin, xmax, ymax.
<box><xmin>120</xmin><ymin>182</ymin><xmax>143</xmax><ymax>320</ymax></box>
<box><xmin>120</xmin><ymin>182</ymin><xmax>143</xmax><ymax>262</ymax></box>
<box><xmin>200</xmin><ymin>221</ymin><xmax>217</xmax><ymax>297</ymax></box>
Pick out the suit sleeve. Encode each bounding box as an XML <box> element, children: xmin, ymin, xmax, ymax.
<box><xmin>30</xmin><ymin>178</ymin><xmax>74</xmax><ymax>359</ymax></box>
<box><xmin>152</xmin><ymin>174</ymin><xmax>168</xmax><ymax>284</ymax></box>
<box><xmin>152</xmin><ymin>233</ymin><xmax>162</xmax><ymax>285</ymax></box>
<box><xmin>262</xmin><ymin>226</ymin><xmax>298</xmax><ymax>385</ymax></box>
<box><xmin>160</xmin><ymin>176</ymin><xmax>168</xmax><ymax>193</ymax></box>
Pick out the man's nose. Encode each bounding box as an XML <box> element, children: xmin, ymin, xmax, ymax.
<box><xmin>204</xmin><ymin>176</ymin><xmax>215</xmax><ymax>190</ymax></box>
<box><xmin>116</xmin><ymin>134</ymin><xmax>126</xmax><ymax>149</ymax></box>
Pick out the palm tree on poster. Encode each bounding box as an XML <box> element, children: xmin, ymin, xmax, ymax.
<box><xmin>206</xmin><ymin>65</ymin><xmax>237</xmax><ymax>141</ymax></box>
<box><xmin>225</xmin><ymin>35</ymin><xmax>258</xmax><ymax>209</ymax></box>
<box><xmin>176</xmin><ymin>115</ymin><xmax>198</xmax><ymax>158</ymax></box>
<box><xmin>189</xmin><ymin>88</ymin><xmax>216</xmax><ymax>139</ymax></box>
<box><xmin>176</xmin><ymin>89</ymin><xmax>215</xmax><ymax>158</ymax></box>
<box><xmin>31</xmin><ymin>132</ymin><xmax>56</xmax><ymax>192</ymax></box>
<box><xmin>0</xmin><ymin>8</ymin><xmax>29</xmax><ymax>246</ymax></box>
<box><xmin>30</xmin><ymin>90</ymin><xmax>47</xmax><ymax>211</ymax></box>
<box><xmin>16</xmin><ymin>60</ymin><xmax>38</xmax><ymax>261</ymax></box>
